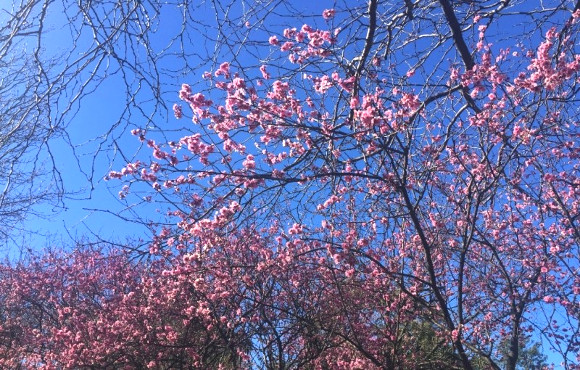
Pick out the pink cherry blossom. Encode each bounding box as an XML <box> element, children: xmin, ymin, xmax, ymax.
<box><xmin>322</xmin><ymin>9</ymin><xmax>335</xmax><ymax>20</ymax></box>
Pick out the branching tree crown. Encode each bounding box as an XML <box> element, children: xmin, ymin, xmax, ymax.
<box><xmin>0</xmin><ymin>0</ymin><xmax>579</xmax><ymax>369</ymax></box>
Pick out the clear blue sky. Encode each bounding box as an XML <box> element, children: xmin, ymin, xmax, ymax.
<box><xmin>3</xmin><ymin>0</ymin><xmax>576</xmax><ymax>366</ymax></box>
<box><xmin>8</xmin><ymin>0</ymin><xmax>334</xmax><ymax>254</ymax></box>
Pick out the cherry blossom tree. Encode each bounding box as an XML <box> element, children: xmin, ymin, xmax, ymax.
<box><xmin>0</xmin><ymin>246</ymin><xmax>254</xmax><ymax>368</ymax></box>
<box><xmin>108</xmin><ymin>1</ymin><xmax>580</xmax><ymax>368</ymax></box>
<box><xmin>1</xmin><ymin>0</ymin><xmax>580</xmax><ymax>369</ymax></box>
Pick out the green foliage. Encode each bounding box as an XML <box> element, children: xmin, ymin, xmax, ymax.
<box><xmin>499</xmin><ymin>337</ymin><xmax>548</xmax><ymax>370</ymax></box>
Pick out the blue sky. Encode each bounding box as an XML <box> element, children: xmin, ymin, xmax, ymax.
<box><xmin>2</xmin><ymin>0</ymin><xmax>577</xmax><ymax>366</ymax></box>
<box><xmin>6</xmin><ymin>0</ymin><xmax>335</xmax><ymax>254</ymax></box>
